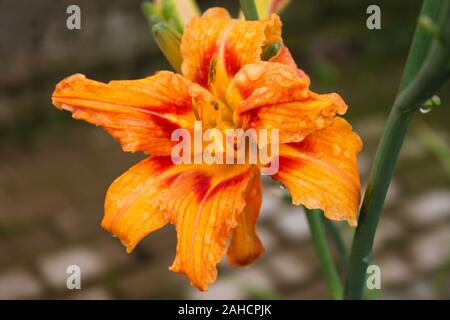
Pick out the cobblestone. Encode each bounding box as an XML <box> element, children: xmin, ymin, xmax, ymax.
<box><xmin>405</xmin><ymin>190</ymin><xmax>450</xmax><ymax>225</ymax></box>
<box><xmin>0</xmin><ymin>228</ymin><xmax>56</xmax><ymax>267</ymax></box>
<box><xmin>188</xmin><ymin>279</ymin><xmax>246</xmax><ymax>300</ymax></box>
<box><xmin>409</xmin><ymin>225</ymin><xmax>450</xmax><ymax>273</ymax></box>
<box><xmin>374</xmin><ymin>216</ymin><xmax>403</xmax><ymax>252</ymax></box>
<box><xmin>68</xmin><ymin>286</ymin><xmax>113</xmax><ymax>300</ymax></box>
<box><xmin>268</xmin><ymin>251</ymin><xmax>313</xmax><ymax>284</ymax></box>
<box><xmin>115</xmin><ymin>265</ymin><xmax>185</xmax><ymax>299</ymax></box>
<box><xmin>275</xmin><ymin>208</ymin><xmax>310</xmax><ymax>242</ymax></box>
<box><xmin>379</xmin><ymin>253</ymin><xmax>414</xmax><ymax>286</ymax></box>
<box><xmin>38</xmin><ymin>246</ymin><xmax>106</xmax><ymax>289</ymax></box>
<box><xmin>0</xmin><ymin>268</ymin><xmax>43</xmax><ymax>299</ymax></box>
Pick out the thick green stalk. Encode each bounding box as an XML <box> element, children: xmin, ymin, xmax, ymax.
<box><xmin>400</xmin><ymin>1</ymin><xmax>444</xmax><ymax>89</ymax></box>
<box><xmin>344</xmin><ymin>109</ymin><xmax>414</xmax><ymax>299</ymax></box>
<box><xmin>239</xmin><ymin>0</ymin><xmax>259</xmax><ymax>20</ymax></box>
<box><xmin>344</xmin><ymin>0</ymin><xmax>450</xmax><ymax>299</ymax></box>
<box><xmin>306</xmin><ymin>209</ymin><xmax>343</xmax><ymax>300</ymax></box>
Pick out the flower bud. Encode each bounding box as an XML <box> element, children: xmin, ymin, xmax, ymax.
<box><xmin>143</xmin><ymin>0</ymin><xmax>200</xmax><ymax>33</ymax></box>
<box><xmin>152</xmin><ymin>22</ymin><xmax>183</xmax><ymax>73</ymax></box>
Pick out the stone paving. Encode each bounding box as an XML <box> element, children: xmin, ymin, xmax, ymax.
<box><xmin>0</xmin><ymin>122</ymin><xmax>449</xmax><ymax>299</ymax></box>
<box><xmin>0</xmin><ymin>0</ymin><xmax>449</xmax><ymax>300</ymax></box>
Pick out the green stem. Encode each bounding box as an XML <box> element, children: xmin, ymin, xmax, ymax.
<box><xmin>398</xmin><ymin>1</ymin><xmax>450</xmax><ymax>112</ymax></box>
<box><xmin>400</xmin><ymin>1</ymin><xmax>444</xmax><ymax>89</ymax></box>
<box><xmin>344</xmin><ymin>109</ymin><xmax>414</xmax><ymax>299</ymax></box>
<box><xmin>239</xmin><ymin>0</ymin><xmax>259</xmax><ymax>20</ymax></box>
<box><xmin>323</xmin><ymin>218</ymin><xmax>348</xmax><ymax>269</ymax></box>
<box><xmin>344</xmin><ymin>0</ymin><xmax>450</xmax><ymax>300</ymax></box>
<box><xmin>306</xmin><ymin>209</ymin><xmax>343</xmax><ymax>300</ymax></box>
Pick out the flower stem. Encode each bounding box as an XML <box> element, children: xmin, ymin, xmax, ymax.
<box><xmin>306</xmin><ymin>209</ymin><xmax>343</xmax><ymax>300</ymax></box>
<box><xmin>344</xmin><ymin>0</ymin><xmax>450</xmax><ymax>300</ymax></box>
<box><xmin>239</xmin><ymin>0</ymin><xmax>259</xmax><ymax>20</ymax></box>
<box><xmin>323</xmin><ymin>218</ymin><xmax>348</xmax><ymax>269</ymax></box>
<box><xmin>344</xmin><ymin>110</ymin><xmax>414</xmax><ymax>300</ymax></box>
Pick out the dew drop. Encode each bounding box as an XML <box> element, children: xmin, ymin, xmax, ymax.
<box><xmin>279</xmin><ymin>182</ymin><xmax>287</xmax><ymax>190</ymax></box>
<box><xmin>420</xmin><ymin>105</ymin><xmax>432</xmax><ymax>114</ymax></box>
<box><xmin>316</xmin><ymin>117</ymin><xmax>325</xmax><ymax>128</ymax></box>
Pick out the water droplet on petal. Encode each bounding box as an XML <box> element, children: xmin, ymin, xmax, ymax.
<box><xmin>280</xmin><ymin>182</ymin><xmax>287</xmax><ymax>190</ymax></box>
<box><xmin>316</xmin><ymin>117</ymin><xmax>325</xmax><ymax>128</ymax></box>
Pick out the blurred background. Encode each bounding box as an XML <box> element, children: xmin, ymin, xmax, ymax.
<box><xmin>0</xmin><ymin>0</ymin><xmax>449</xmax><ymax>299</ymax></box>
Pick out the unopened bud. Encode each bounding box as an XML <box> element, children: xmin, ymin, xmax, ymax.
<box><xmin>143</xmin><ymin>0</ymin><xmax>200</xmax><ymax>33</ymax></box>
<box><xmin>152</xmin><ymin>22</ymin><xmax>183</xmax><ymax>73</ymax></box>
<box><xmin>261</xmin><ymin>42</ymin><xmax>282</xmax><ymax>61</ymax></box>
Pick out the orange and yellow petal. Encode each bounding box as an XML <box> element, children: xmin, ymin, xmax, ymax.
<box><xmin>158</xmin><ymin>164</ymin><xmax>259</xmax><ymax>291</ymax></box>
<box><xmin>274</xmin><ymin>118</ymin><xmax>362</xmax><ymax>226</ymax></box>
<box><xmin>268</xmin><ymin>46</ymin><xmax>310</xmax><ymax>84</ymax></box>
<box><xmin>228</xmin><ymin>62</ymin><xmax>347</xmax><ymax>144</ymax></box>
<box><xmin>227</xmin><ymin>173</ymin><xmax>264</xmax><ymax>267</ymax></box>
<box><xmin>181</xmin><ymin>8</ymin><xmax>282</xmax><ymax>100</ymax></box>
<box><xmin>51</xmin><ymin>72</ymin><xmax>212</xmax><ymax>156</ymax></box>
<box><xmin>102</xmin><ymin>156</ymin><xmax>176</xmax><ymax>252</ymax></box>
<box><xmin>181</xmin><ymin>8</ymin><xmax>231</xmax><ymax>88</ymax></box>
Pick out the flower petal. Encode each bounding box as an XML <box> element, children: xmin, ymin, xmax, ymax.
<box><xmin>228</xmin><ymin>62</ymin><xmax>347</xmax><ymax>144</ymax></box>
<box><xmin>181</xmin><ymin>8</ymin><xmax>231</xmax><ymax>88</ymax></box>
<box><xmin>227</xmin><ymin>173</ymin><xmax>264</xmax><ymax>267</ymax></box>
<box><xmin>102</xmin><ymin>156</ymin><xmax>177</xmax><ymax>252</ymax></box>
<box><xmin>160</xmin><ymin>164</ymin><xmax>258</xmax><ymax>291</ymax></box>
<box><xmin>273</xmin><ymin>118</ymin><xmax>362</xmax><ymax>226</ymax></box>
<box><xmin>269</xmin><ymin>46</ymin><xmax>310</xmax><ymax>83</ymax></box>
<box><xmin>52</xmin><ymin>72</ymin><xmax>212</xmax><ymax>155</ymax></box>
<box><xmin>181</xmin><ymin>8</ymin><xmax>282</xmax><ymax>100</ymax></box>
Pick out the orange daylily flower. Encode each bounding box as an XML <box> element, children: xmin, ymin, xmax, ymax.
<box><xmin>51</xmin><ymin>8</ymin><xmax>362</xmax><ymax>291</ymax></box>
